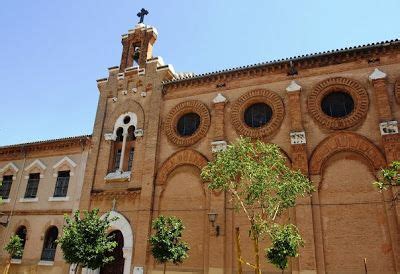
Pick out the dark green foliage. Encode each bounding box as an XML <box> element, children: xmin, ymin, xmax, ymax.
<box><xmin>57</xmin><ymin>208</ymin><xmax>118</xmax><ymax>270</ymax></box>
<box><xmin>149</xmin><ymin>215</ymin><xmax>189</xmax><ymax>265</ymax></box>
<box><xmin>4</xmin><ymin>235</ymin><xmax>23</xmax><ymax>258</ymax></box>
<box><xmin>266</xmin><ymin>224</ymin><xmax>304</xmax><ymax>270</ymax></box>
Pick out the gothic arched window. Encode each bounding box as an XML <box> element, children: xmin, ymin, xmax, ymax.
<box><xmin>41</xmin><ymin>226</ymin><xmax>58</xmax><ymax>261</ymax></box>
<box><xmin>107</xmin><ymin>113</ymin><xmax>139</xmax><ymax>177</ymax></box>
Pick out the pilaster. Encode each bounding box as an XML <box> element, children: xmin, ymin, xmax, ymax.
<box><xmin>287</xmin><ymin>81</ymin><xmax>317</xmax><ymax>274</ymax></box>
<box><xmin>369</xmin><ymin>68</ymin><xmax>400</xmax><ymax>273</ymax></box>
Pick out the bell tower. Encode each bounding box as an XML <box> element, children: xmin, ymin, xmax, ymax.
<box><xmin>119</xmin><ymin>8</ymin><xmax>157</xmax><ymax>71</ymax></box>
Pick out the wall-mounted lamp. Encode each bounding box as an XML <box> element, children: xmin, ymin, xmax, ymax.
<box><xmin>207</xmin><ymin>210</ymin><xmax>220</xmax><ymax>237</ymax></box>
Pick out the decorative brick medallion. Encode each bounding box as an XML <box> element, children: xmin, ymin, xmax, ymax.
<box><xmin>308</xmin><ymin>77</ymin><xmax>369</xmax><ymax>130</ymax></box>
<box><xmin>231</xmin><ymin>89</ymin><xmax>285</xmax><ymax>138</ymax></box>
<box><xmin>164</xmin><ymin>100</ymin><xmax>210</xmax><ymax>146</ymax></box>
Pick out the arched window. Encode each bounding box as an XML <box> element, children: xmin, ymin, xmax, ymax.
<box><xmin>13</xmin><ymin>226</ymin><xmax>27</xmax><ymax>259</ymax></box>
<box><xmin>40</xmin><ymin>226</ymin><xmax>58</xmax><ymax>261</ymax></box>
<box><xmin>107</xmin><ymin>113</ymin><xmax>138</xmax><ymax>176</ymax></box>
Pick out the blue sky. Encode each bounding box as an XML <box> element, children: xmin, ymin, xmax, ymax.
<box><xmin>0</xmin><ymin>0</ymin><xmax>399</xmax><ymax>146</ymax></box>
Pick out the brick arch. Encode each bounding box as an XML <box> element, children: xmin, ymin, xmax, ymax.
<box><xmin>108</xmin><ymin>100</ymin><xmax>145</xmax><ymax>130</ymax></box>
<box><xmin>309</xmin><ymin>132</ymin><xmax>386</xmax><ymax>175</ymax></box>
<box><xmin>156</xmin><ymin>149</ymin><xmax>208</xmax><ymax>186</ymax></box>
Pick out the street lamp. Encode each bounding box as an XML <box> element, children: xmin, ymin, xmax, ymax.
<box><xmin>207</xmin><ymin>210</ymin><xmax>220</xmax><ymax>237</ymax></box>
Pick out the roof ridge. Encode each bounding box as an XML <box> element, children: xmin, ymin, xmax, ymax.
<box><xmin>165</xmin><ymin>38</ymin><xmax>400</xmax><ymax>84</ymax></box>
<box><xmin>0</xmin><ymin>134</ymin><xmax>92</xmax><ymax>149</ymax></box>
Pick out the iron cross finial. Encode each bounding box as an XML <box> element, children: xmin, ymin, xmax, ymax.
<box><xmin>137</xmin><ymin>8</ymin><xmax>149</xmax><ymax>24</ymax></box>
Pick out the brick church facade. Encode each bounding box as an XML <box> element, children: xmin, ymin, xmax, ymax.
<box><xmin>1</xmin><ymin>19</ymin><xmax>400</xmax><ymax>274</ymax></box>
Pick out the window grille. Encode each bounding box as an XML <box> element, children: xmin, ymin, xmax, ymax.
<box><xmin>53</xmin><ymin>171</ymin><xmax>70</xmax><ymax>197</ymax></box>
<box><xmin>24</xmin><ymin>173</ymin><xmax>40</xmax><ymax>198</ymax></box>
<box><xmin>127</xmin><ymin>148</ymin><xmax>135</xmax><ymax>171</ymax></box>
<box><xmin>0</xmin><ymin>175</ymin><xmax>13</xmax><ymax>199</ymax></box>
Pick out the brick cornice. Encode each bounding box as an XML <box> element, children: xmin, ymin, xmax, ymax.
<box><xmin>163</xmin><ymin>40</ymin><xmax>400</xmax><ymax>93</ymax></box>
<box><xmin>90</xmin><ymin>188</ymin><xmax>141</xmax><ymax>201</ymax></box>
<box><xmin>0</xmin><ymin>135</ymin><xmax>91</xmax><ymax>160</ymax></box>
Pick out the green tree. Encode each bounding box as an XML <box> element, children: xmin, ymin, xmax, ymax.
<box><xmin>201</xmin><ymin>137</ymin><xmax>314</xmax><ymax>273</ymax></box>
<box><xmin>3</xmin><ymin>235</ymin><xmax>23</xmax><ymax>274</ymax></box>
<box><xmin>149</xmin><ymin>215</ymin><xmax>190</xmax><ymax>274</ymax></box>
<box><xmin>374</xmin><ymin>161</ymin><xmax>400</xmax><ymax>201</ymax></box>
<box><xmin>57</xmin><ymin>208</ymin><xmax>118</xmax><ymax>274</ymax></box>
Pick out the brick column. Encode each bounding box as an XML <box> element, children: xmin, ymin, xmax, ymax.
<box><xmin>211</xmin><ymin>93</ymin><xmax>228</xmax><ymax>153</ymax></box>
<box><xmin>286</xmin><ymin>81</ymin><xmax>318</xmax><ymax>274</ymax></box>
<box><xmin>208</xmin><ymin>93</ymin><xmax>227</xmax><ymax>274</ymax></box>
<box><xmin>369</xmin><ymin>68</ymin><xmax>400</xmax><ymax>272</ymax></box>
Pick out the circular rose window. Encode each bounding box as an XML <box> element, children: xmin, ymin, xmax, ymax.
<box><xmin>308</xmin><ymin>77</ymin><xmax>369</xmax><ymax>130</ymax></box>
<box><xmin>244</xmin><ymin>103</ymin><xmax>273</xmax><ymax>128</ymax></box>
<box><xmin>231</xmin><ymin>89</ymin><xmax>284</xmax><ymax>138</ymax></box>
<box><xmin>321</xmin><ymin>91</ymin><xmax>354</xmax><ymax>118</ymax></box>
<box><xmin>164</xmin><ymin>100</ymin><xmax>210</xmax><ymax>146</ymax></box>
<box><xmin>177</xmin><ymin>113</ymin><xmax>200</xmax><ymax>136</ymax></box>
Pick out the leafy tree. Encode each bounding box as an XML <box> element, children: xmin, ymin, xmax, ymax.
<box><xmin>266</xmin><ymin>224</ymin><xmax>303</xmax><ymax>272</ymax></box>
<box><xmin>3</xmin><ymin>235</ymin><xmax>23</xmax><ymax>274</ymax></box>
<box><xmin>57</xmin><ymin>208</ymin><xmax>118</xmax><ymax>274</ymax></box>
<box><xmin>149</xmin><ymin>215</ymin><xmax>189</xmax><ymax>274</ymax></box>
<box><xmin>373</xmin><ymin>161</ymin><xmax>400</xmax><ymax>200</ymax></box>
<box><xmin>201</xmin><ymin>137</ymin><xmax>314</xmax><ymax>273</ymax></box>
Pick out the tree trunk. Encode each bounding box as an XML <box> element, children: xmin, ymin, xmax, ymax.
<box><xmin>253</xmin><ymin>237</ymin><xmax>261</xmax><ymax>274</ymax></box>
<box><xmin>163</xmin><ymin>262</ymin><xmax>166</xmax><ymax>274</ymax></box>
<box><xmin>3</xmin><ymin>259</ymin><xmax>10</xmax><ymax>274</ymax></box>
<box><xmin>235</xmin><ymin>227</ymin><xmax>243</xmax><ymax>274</ymax></box>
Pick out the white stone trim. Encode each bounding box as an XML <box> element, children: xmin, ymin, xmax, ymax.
<box><xmin>38</xmin><ymin>260</ymin><xmax>54</xmax><ymax>266</ymax></box>
<box><xmin>0</xmin><ymin>162</ymin><xmax>19</xmax><ymax>174</ymax></box>
<box><xmin>2</xmin><ymin>198</ymin><xmax>10</xmax><ymax>203</ymax></box>
<box><xmin>112</xmin><ymin>97</ymin><xmax>118</xmax><ymax>103</ymax></box>
<box><xmin>369</xmin><ymin>68</ymin><xmax>387</xmax><ymax>80</ymax></box>
<box><xmin>104</xmin><ymin>171</ymin><xmax>131</xmax><ymax>182</ymax></box>
<box><xmin>112</xmin><ymin>112</ymin><xmax>138</xmax><ymax>138</ymax></box>
<box><xmin>24</xmin><ymin>159</ymin><xmax>46</xmax><ymax>172</ymax></box>
<box><xmin>19</xmin><ymin>197</ymin><xmax>39</xmax><ymax>203</ymax></box>
<box><xmin>379</xmin><ymin>120</ymin><xmax>399</xmax><ymax>135</ymax></box>
<box><xmin>53</xmin><ymin>156</ymin><xmax>77</xmax><ymax>170</ymax></box>
<box><xmin>104</xmin><ymin>133</ymin><xmax>117</xmax><ymax>141</ymax></box>
<box><xmin>212</xmin><ymin>93</ymin><xmax>227</xmax><ymax>104</ymax></box>
<box><xmin>134</xmin><ymin>129</ymin><xmax>144</xmax><ymax>137</ymax></box>
<box><xmin>48</xmin><ymin>196</ymin><xmax>70</xmax><ymax>202</ymax></box>
<box><xmin>10</xmin><ymin>259</ymin><xmax>21</xmax><ymax>264</ymax></box>
<box><xmin>211</xmin><ymin>141</ymin><xmax>227</xmax><ymax>153</ymax></box>
<box><xmin>290</xmin><ymin>131</ymin><xmax>307</xmax><ymax>145</ymax></box>
<box><xmin>286</xmin><ymin>80</ymin><xmax>302</xmax><ymax>93</ymax></box>
<box><xmin>117</xmin><ymin>73</ymin><xmax>125</xmax><ymax>80</ymax></box>
<box><xmin>138</xmin><ymin>69</ymin><xmax>145</xmax><ymax>76</ymax></box>
<box><xmin>100</xmin><ymin>211</ymin><xmax>133</xmax><ymax>274</ymax></box>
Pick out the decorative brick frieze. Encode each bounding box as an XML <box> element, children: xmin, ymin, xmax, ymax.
<box><xmin>231</xmin><ymin>89</ymin><xmax>284</xmax><ymax>138</ymax></box>
<box><xmin>290</xmin><ymin>131</ymin><xmax>306</xmax><ymax>145</ymax></box>
<box><xmin>164</xmin><ymin>100</ymin><xmax>211</xmax><ymax>146</ymax></box>
<box><xmin>211</xmin><ymin>141</ymin><xmax>227</xmax><ymax>153</ymax></box>
<box><xmin>308</xmin><ymin>77</ymin><xmax>369</xmax><ymax>130</ymax></box>
<box><xmin>379</xmin><ymin>121</ymin><xmax>399</xmax><ymax>135</ymax></box>
<box><xmin>309</xmin><ymin>132</ymin><xmax>386</xmax><ymax>175</ymax></box>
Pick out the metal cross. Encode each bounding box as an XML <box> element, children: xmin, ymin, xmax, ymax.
<box><xmin>137</xmin><ymin>8</ymin><xmax>149</xmax><ymax>24</ymax></box>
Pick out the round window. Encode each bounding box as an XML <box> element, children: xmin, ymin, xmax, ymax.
<box><xmin>123</xmin><ymin>116</ymin><xmax>131</xmax><ymax>124</ymax></box>
<box><xmin>177</xmin><ymin>113</ymin><xmax>200</xmax><ymax>136</ymax></box>
<box><xmin>321</xmin><ymin>92</ymin><xmax>354</xmax><ymax>118</ymax></box>
<box><xmin>244</xmin><ymin>103</ymin><xmax>273</xmax><ymax>128</ymax></box>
